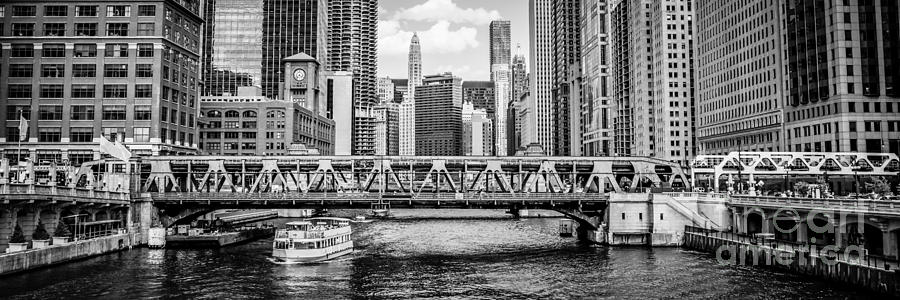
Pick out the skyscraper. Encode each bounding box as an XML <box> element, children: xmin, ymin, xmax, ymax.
<box><xmin>327</xmin><ymin>0</ymin><xmax>378</xmax><ymax>156</ymax></box>
<box><xmin>489</xmin><ymin>20</ymin><xmax>512</xmax><ymax>68</ymax></box>
<box><xmin>695</xmin><ymin>0</ymin><xmax>785</xmax><ymax>155</ymax></box>
<box><xmin>462</xmin><ymin>81</ymin><xmax>495</xmax><ymax>117</ymax></box>
<box><xmin>0</xmin><ymin>0</ymin><xmax>203</xmax><ymax>162</ymax></box>
<box><xmin>551</xmin><ymin>0</ymin><xmax>582</xmax><ymax>156</ymax></box>
<box><xmin>400</xmin><ymin>33</ymin><xmax>421</xmax><ymax>156</ymax></box>
<box><xmin>492</xmin><ymin>65</ymin><xmax>511</xmax><ymax>155</ymax></box>
<box><xmin>512</xmin><ymin>45</ymin><xmax>529</xmax><ymax>105</ymax></box>
<box><xmin>578</xmin><ymin>0</ymin><xmax>613</xmax><ymax>156</ymax></box>
<box><xmin>202</xmin><ymin>0</ymin><xmax>327</xmax><ymax>99</ymax></box>
<box><xmin>611</xmin><ymin>0</ymin><xmax>633</xmax><ymax>156</ymax></box>
<box><xmin>779</xmin><ymin>1</ymin><xmax>899</xmax><ymax>154</ymax></box>
<box><xmin>416</xmin><ymin>73</ymin><xmax>463</xmax><ymax>156</ymax></box>
<box><xmin>613</xmin><ymin>0</ymin><xmax>695</xmax><ymax>165</ymax></box>
<box><xmin>528</xmin><ymin>0</ymin><xmax>555</xmax><ymax>153</ymax></box>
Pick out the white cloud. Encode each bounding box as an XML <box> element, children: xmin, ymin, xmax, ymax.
<box><xmin>378</xmin><ymin>20</ymin><xmax>479</xmax><ymax>56</ymax></box>
<box><xmin>391</xmin><ymin>0</ymin><xmax>502</xmax><ymax>25</ymax></box>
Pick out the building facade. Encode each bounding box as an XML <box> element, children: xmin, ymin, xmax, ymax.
<box><xmin>491</xmin><ymin>66</ymin><xmax>510</xmax><ymax>156</ymax></box>
<box><xmin>578</xmin><ymin>0</ymin><xmax>614</xmax><ymax>156</ymax></box>
<box><xmin>415</xmin><ymin>73</ymin><xmax>463</xmax><ymax>156</ymax></box>
<box><xmin>201</xmin><ymin>0</ymin><xmax>327</xmax><ymax>99</ymax></box>
<box><xmin>780</xmin><ymin>0</ymin><xmax>900</xmax><ymax>155</ymax></box>
<box><xmin>611</xmin><ymin>0</ymin><xmax>633</xmax><ymax>156</ymax></box>
<box><xmin>527</xmin><ymin>0</ymin><xmax>555</xmax><ymax>152</ymax></box>
<box><xmin>327</xmin><ymin>0</ymin><xmax>378</xmax><ymax>156</ymax></box>
<box><xmin>401</xmin><ymin>34</ymin><xmax>421</xmax><ymax>156</ymax></box>
<box><xmin>551</xmin><ymin>0</ymin><xmax>582</xmax><ymax>156</ymax></box>
<box><xmin>463</xmin><ymin>102</ymin><xmax>493</xmax><ymax>156</ymax></box>
<box><xmin>373</xmin><ymin>101</ymin><xmax>399</xmax><ymax>156</ymax></box>
<box><xmin>198</xmin><ymin>92</ymin><xmax>334</xmax><ymax>156</ymax></box>
<box><xmin>695</xmin><ymin>0</ymin><xmax>785</xmax><ymax>155</ymax></box>
<box><xmin>376</xmin><ymin>76</ymin><xmax>394</xmax><ymax>103</ymax></box>
<box><xmin>489</xmin><ymin>20</ymin><xmax>511</xmax><ymax>68</ymax></box>
<box><xmin>512</xmin><ymin>45</ymin><xmax>529</xmax><ymax>104</ymax></box>
<box><xmin>462</xmin><ymin>81</ymin><xmax>496</xmax><ymax>122</ymax></box>
<box><xmin>0</xmin><ymin>0</ymin><xmax>203</xmax><ymax>164</ymax></box>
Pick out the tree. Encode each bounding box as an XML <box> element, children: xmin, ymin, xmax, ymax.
<box><xmin>865</xmin><ymin>177</ymin><xmax>892</xmax><ymax>195</ymax></box>
<box><xmin>53</xmin><ymin>219</ymin><xmax>71</xmax><ymax>237</ymax></box>
<box><xmin>9</xmin><ymin>223</ymin><xmax>25</xmax><ymax>244</ymax></box>
<box><xmin>32</xmin><ymin>220</ymin><xmax>50</xmax><ymax>241</ymax></box>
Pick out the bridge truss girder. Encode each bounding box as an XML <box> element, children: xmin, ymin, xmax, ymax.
<box><xmin>140</xmin><ymin>156</ymin><xmax>691</xmax><ymax>195</ymax></box>
<box><xmin>692</xmin><ymin>152</ymin><xmax>900</xmax><ymax>190</ymax></box>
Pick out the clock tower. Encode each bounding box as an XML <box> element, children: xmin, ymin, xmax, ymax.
<box><xmin>282</xmin><ymin>53</ymin><xmax>325</xmax><ymax>117</ymax></box>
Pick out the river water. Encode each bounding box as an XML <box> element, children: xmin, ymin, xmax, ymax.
<box><xmin>0</xmin><ymin>210</ymin><xmax>875</xmax><ymax>299</ymax></box>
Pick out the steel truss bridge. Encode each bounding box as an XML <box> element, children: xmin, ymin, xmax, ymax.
<box><xmin>140</xmin><ymin>156</ymin><xmax>690</xmax><ymax>197</ymax></box>
<box><xmin>692</xmin><ymin>152</ymin><xmax>900</xmax><ymax>190</ymax></box>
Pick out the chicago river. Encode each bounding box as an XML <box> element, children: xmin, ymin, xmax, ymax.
<box><xmin>0</xmin><ymin>211</ymin><xmax>874</xmax><ymax>299</ymax></box>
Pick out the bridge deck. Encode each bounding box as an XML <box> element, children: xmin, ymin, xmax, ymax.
<box><xmin>0</xmin><ymin>185</ymin><xmax>131</xmax><ymax>205</ymax></box>
<box><xmin>730</xmin><ymin>195</ymin><xmax>900</xmax><ymax>217</ymax></box>
<box><xmin>151</xmin><ymin>192</ymin><xmax>608</xmax><ymax>209</ymax></box>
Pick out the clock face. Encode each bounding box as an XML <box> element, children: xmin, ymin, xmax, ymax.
<box><xmin>293</xmin><ymin>68</ymin><xmax>306</xmax><ymax>81</ymax></box>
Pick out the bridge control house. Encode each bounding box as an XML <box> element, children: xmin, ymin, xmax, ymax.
<box><xmin>198</xmin><ymin>54</ymin><xmax>335</xmax><ymax>156</ymax></box>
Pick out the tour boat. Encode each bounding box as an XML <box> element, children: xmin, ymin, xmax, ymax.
<box><xmin>272</xmin><ymin>217</ymin><xmax>354</xmax><ymax>263</ymax></box>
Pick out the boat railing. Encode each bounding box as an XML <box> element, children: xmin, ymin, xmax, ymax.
<box><xmin>275</xmin><ymin>226</ymin><xmax>351</xmax><ymax>240</ymax></box>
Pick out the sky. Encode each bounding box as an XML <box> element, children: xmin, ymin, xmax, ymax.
<box><xmin>377</xmin><ymin>0</ymin><xmax>530</xmax><ymax>82</ymax></box>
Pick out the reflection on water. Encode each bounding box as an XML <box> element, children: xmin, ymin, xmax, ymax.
<box><xmin>0</xmin><ymin>215</ymin><xmax>877</xmax><ymax>299</ymax></box>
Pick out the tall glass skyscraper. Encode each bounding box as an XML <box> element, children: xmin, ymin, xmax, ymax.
<box><xmin>202</xmin><ymin>0</ymin><xmax>327</xmax><ymax>98</ymax></box>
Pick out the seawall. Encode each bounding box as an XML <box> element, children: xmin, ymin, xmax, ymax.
<box><xmin>0</xmin><ymin>233</ymin><xmax>140</xmax><ymax>277</ymax></box>
<box><xmin>683</xmin><ymin>231</ymin><xmax>900</xmax><ymax>296</ymax></box>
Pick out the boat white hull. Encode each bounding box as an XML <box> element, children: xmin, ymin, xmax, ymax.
<box><xmin>272</xmin><ymin>241</ymin><xmax>354</xmax><ymax>263</ymax></box>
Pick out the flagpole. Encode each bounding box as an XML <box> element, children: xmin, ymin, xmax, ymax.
<box><xmin>17</xmin><ymin>110</ymin><xmax>23</xmax><ymax>165</ymax></box>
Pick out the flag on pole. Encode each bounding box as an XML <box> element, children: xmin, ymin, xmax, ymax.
<box><xmin>17</xmin><ymin>112</ymin><xmax>28</xmax><ymax>142</ymax></box>
<box><xmin>100</xmin><ymin>135</ymin><xmax>132</xmax><ymax>162</ymax></box>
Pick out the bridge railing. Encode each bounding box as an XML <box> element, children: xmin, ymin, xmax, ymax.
<box><xmin>663</xmin><ymin>192</ymin><xmax>729</xmax><ymax>201</ymax></box>
<box><xmin>151</xmin><ymin>191</ymin><xmax>607</xmax><ymax>203</ymax></box>
<box><xmin>730</xmin><ymin>195</ymin><xmax>900</xmax><ymax>215</ymax></box>
<box><xmin>0</xmin><ymin>184</ymin><xmax>131</xmax><ymax>203</ymax></box>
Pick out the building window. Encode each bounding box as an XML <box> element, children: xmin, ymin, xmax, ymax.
<box><xmin>242</xmin><ymin>121</ymin><xmax>257</xmax><ymax>129</ymax></box>
<box><xmin>160</xmin><ymin>107</ymin><xmax>168</xmax><ymax>122</ymax></box>
<box><xmin>71</xmin><ymin>106</ymin><xmax>95</xmax><ymax>121</ymax></box>
<box><xmin>102</xmin><ymin>106</ymin><xmax>127</xmax><ymax>120</ymax></box>
<box><xmin>10</xmin><ymin>44</ymin><xmax>33</xmax><ymax>57</ymax></box>
<box><xmin>104</xmin><ymin>64</ymin><xmax>128</xmax><ymax>77</ymax></box>
<box><xmin>138</xmin><ymin>5</ymin><xmax>156</xmax><ymax>16</ymax></box>
<box><xmin>11</xmin><ymin>23</ymin><xmax>34</xmax><ymax>36</ymax></box>
<box><xmin>225</xmin><ymin>111</ymin><xmax>240</xmax><ymax>118</ymax></box>
<box><xmin>106</xmin><ymin>23</ymin><xmax>129</xmax><ymax>36</ymax></box>
<box><xmin>206</xmin><ymin>143</ymin><xmax>221</xmax><ymax>150</ymax></box>
<box><xmin>41</xmin><ymin>64</ymin><xmax>65</xmax><ymax>78</ymax></box>
<box><xmin>12</xmin><ymin>6</ymin><xmax>37</xmax><ymax>17</ymax></box>
<box><xmin>71</xmin><ymin>84</ymin><xmax>96</xmax><ymax>98</ymax></box>
<box><xmin>137</xmin><ymin>44</ymin><xmax>154</xmax><ymax>57</ymax></box>
<box><xmin>73</xmin><ymin>64</ymin><xmax>96</xmax><ymax>77</ymax></box>
<box><xmin>8</xmin><ymin>85</ymin><xmax>32</xmax><ymax>98</ymax></box>
<box><xmin>39</xmin><ymin>85</ymin><xmax>64</xmax><ymax>99</ymax></box>
<box><xmin>44</xmin><ymin>6</ymin><xmax>68</xmax><ymax>17</ymax></box>
<box><xmin>38</xmin><ymin>128</ymin><xmax>62</xmax><ymax>143</ymax></box>
<box><xmin>136</xmin><ymin>64</ymin><xmax>153</xmax><ymax>78</ymax></box>
<box><xmin>75</xmin><ymin>23</ymin><xmax>98</xmax><ymax>36</ymax></box>
<box><xmin>42</xmin><ymin>44</ymin><xmax>66</xmax><ymax>58</ymax></box>
<box><xmin>107</xmin><ymin>5</ymin><xmax>131</xmax><ymax>17</ymax></box>
<box><xmin>69</xmin><ymin>128</ymin><xmax>94</xmax><ymax>143</ymax></box>
<box><xmin>105</xmin><ymin>43</ymin><xmax>129</xmax><ymax>57</ymax></box>
<box><xmin>243</xmin><ymin>111</ymin><xmax>258</xmax><ymax>118</ymax></box>
<box><xmin>103</xmin><ymin>84</ymin><xmax>128</xmax><ymax>98</ymax></box>
<box><xmin>133</xmin><ymin>128</ymin><xmax>150</xmax><ymax>142</ymax></box>
<box><xmin>224</xmin><ymin>132</ymin><xmax>239</xmax><ymax>139</ymax></box>
<box><xmin>134</xmin><ymin>106</ymin><xmax>151</xmax><ymax>120</ymax></box>
<box><xmin>242</xmin><ymin>132</ymin><xmax>257</xmax><ymax>139</ymax></box>
<box><xmin>135</xmin><ymin>85</ymin><xmax>152</xmax><ymax>98</ymax></box>
<box><xmin>0</xmin><ymin>7</ymin><xmax>4</xmax><ymax>18</ymax></box>
<box><xmin>242</xmin><ymin>143</ymin><xmax>257</xmax><ymax>150</ymax></box>
<box><xmin>224</xmin><ymin>121</ymin><xmax>239</xmax><ymax>129</ymax></box>
<box><xmin>103</xmin><ymin>128</ymin><xmax>126</xmax><ymax>142</ymax></box>
<box><xmin>74</xmin><ymin>44</ymin><xmax>97</xmax><ymax>57</ymax></box>
<box><xmin>43</xmin><ymin>23</ymin><xmax>65</xmax><ymax>36</ymax></box>
<box><xmin>38</xmin><ymin>106</ymin><xmax>63</xmax><ymax>120</ymax></box>
<box><xmin>137</xmin><ymin>23</ymin><xmax>155</xmax><ymax>36</ymax></box>
<box><xmin>75</xmin><ymin>6</ymin><xmax>98</xmax><ymax>17</ymax></box>
<box><xmin>9</xmin><ymin>64</ymin><xmax>33</xmax><ymax>77</ymax></box>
